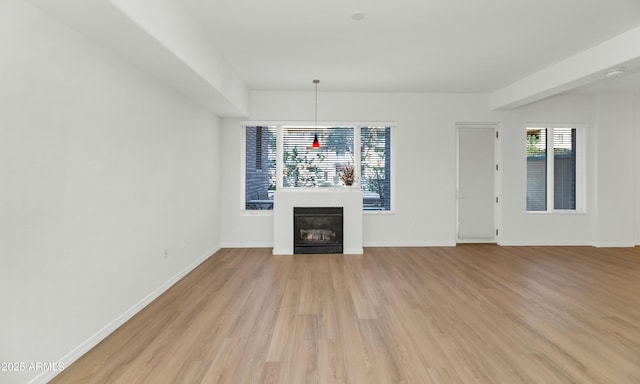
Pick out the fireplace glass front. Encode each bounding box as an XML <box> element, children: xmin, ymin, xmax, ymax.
<box><xmin>293</xmin><ymin>207</ymin><xmax>343</xmax><ymax>254</ymax></box>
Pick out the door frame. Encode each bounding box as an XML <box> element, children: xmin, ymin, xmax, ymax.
<box><xmin>455</xmin><ymin>122</ymin><xmax>501</xmax><ymax>244</ymax></box>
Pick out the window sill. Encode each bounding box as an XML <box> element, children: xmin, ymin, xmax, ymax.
<box><xmin>526</xmin><ymin>210</ymin><xmax>586</xmax><ymax>215</ymax></box>
<box><xmin>364</xmin><ymin>210</ymin><xmax>395</xmax><ymax>215</ymax></box>
<box><xmin>241</xmin><ymin>210</ymin><xmax>273</xmax><ymax>217</ymax></box>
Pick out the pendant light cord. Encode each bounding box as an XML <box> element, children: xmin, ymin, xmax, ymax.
<box><xmin>313</xmin><ymin>79</ymin><xmax>319</xmax><ymax>128</ymax></box>
<box><xmin>311</xmin><ymin>79</ymin><xmax>320</xmax><ymax>148</ymax></box>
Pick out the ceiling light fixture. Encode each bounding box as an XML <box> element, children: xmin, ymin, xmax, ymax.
<box><xmin>311</xmin><ymin>79</ymin><xmax>320</xmax><ymax>149</ymax></box>
<box><xmin>605</xmin><ymin>67</ymin><xmax>625</xmax><ymax>78</ymax></box>
<box><xmin>351</xmin><ymin>12</ymin><xmax>366</xmax><ymax>21</ymax></box>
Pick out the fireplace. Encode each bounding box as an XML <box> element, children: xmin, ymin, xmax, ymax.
<box><xmin>293</xmin><ymin>207</ymin><xmax>343</xmax><ymax>254</ymax></box>
<box><xmin>273</xmin><ymin>190</ymin><xmax>362</xmax><ymax>255</ymax></box>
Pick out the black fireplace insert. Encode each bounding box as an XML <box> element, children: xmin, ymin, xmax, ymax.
<box><xmin>293</xmin><ymin>207</ymin><xmax>343</xmax><ymax>254</ymax></box>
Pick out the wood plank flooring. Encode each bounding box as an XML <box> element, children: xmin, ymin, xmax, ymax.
<box><xmin>50</xmin><ymin>245</ymin><xmax>640</xmax><ymax>383</ymax></box>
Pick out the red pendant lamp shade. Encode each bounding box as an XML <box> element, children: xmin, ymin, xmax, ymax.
<box><xmin>312</xmin><ymin>133</ymin><xmax>320</xmax><ymax>148</ymax></box>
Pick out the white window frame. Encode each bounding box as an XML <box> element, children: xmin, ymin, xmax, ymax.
<box><xmin>526</xmin><ymin>123</ymin><xmax>586</xmax><ymax>214</ymax></box>
<box><xmin>240</xmin><ymin>121</ymin><xmax>396</xmax><ymax>215</ymax></box>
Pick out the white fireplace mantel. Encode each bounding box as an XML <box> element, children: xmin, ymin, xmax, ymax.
<box><xmin>273</xmin><ymin>188</ymin><xmax>363</xmax><ymax>255</ymax></box>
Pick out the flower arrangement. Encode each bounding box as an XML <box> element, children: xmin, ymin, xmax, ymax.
<box><xmin>340</xmin><ymin>163</ymin><xmax>355</xmax><ymax>186</ymax></box>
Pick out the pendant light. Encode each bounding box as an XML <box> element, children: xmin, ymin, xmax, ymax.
<box><xmin>311</xmin><ymin>79</ymin><xmax>320</xmax><ymax>149</ymax></box>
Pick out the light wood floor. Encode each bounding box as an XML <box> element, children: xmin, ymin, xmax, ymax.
<box><xmin>51</xmin><ymin>246</ymin><xmax>640</xmax><ymax>384</ymax></box>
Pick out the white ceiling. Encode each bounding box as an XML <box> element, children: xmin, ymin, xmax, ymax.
<box><xmin>181</xmin><ymin>0</ymin><xmax>640</xmax><ymax>93</ymax></box>
<box><xmin>26</xmin><ymin>0</ymin><xmax>640</xmax><ymax>115</ymax></box>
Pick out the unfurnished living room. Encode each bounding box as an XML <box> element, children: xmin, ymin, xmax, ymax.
<box><xmin>2</xmin><ymin>0</ymin><xmax>640</xmax><ymax>383</ymax></box>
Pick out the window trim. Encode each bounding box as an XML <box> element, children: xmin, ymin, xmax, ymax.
<box><xmin>240</xmin><ymin>121</ymin><xmax>396</xmax><ymax>214</ymax></box>
<box><xmin>526</xmin><ymin>123</ymin><xmax>586</xmax><ymax>214</ymax></box>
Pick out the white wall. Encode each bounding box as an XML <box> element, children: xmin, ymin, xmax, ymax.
<box><xmin>592</xmin><ymin>93</ymin><xmax>636</xmax><ymax>246</ymax></box>
<box><xmin>221</xmin><ymin>91</ymin><xmax>494</xmax><ymax>248</ymax></box>
<box><xmin>221</xmin><ymin>90</ymin><xmax>638</xmax><ymax>249</ymax></box>
<box><xmin>498</xmin><ymin>94</ymin><xmax>596</xmax><ymax>245</ymax></box>
<box><xmin>499</xmin><ymin>92</ymin><xmax>639</xmax><ymax>247</ymax></box>
<box><xmin>0</xmin><ymin>2</ymin><xmax>221</xmax><ymax>383</ymax></box>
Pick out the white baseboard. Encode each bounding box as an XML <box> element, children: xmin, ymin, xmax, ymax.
<box><xmin>363</xmin><ymin>241</ymin><xmax>457</xmax><ymax>247</ymax></box>
<box><xmin>592</xmin><ymin>241</ymin><xmax>636</xmax><ymax>248</ymax></box>
<box><xmin>498</xmin><ymin>241</ymin><xmax>584</xmax><ymax>246</ymax></box>
<box><xmin>219</xmin><ymin>242</ymin><xmax>273</xmax><ymax>248</ymax></box>
<box><xmin>31</xmin><ymin>246</ymin><xmax>220</xmax><ymax>384</ymax></box>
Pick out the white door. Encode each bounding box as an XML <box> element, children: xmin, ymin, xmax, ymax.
<box><xmin>457</xmin><ymin>125</ymin><xmax>496</xmax><ymax>242</ymax></box>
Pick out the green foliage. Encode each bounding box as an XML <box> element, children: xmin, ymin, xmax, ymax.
<box><xmin>282</xmin><ymin>146</ymin><xmax>326</xmax><ymax>187</ymax></box>
<box><xmin>527</xmin><ymin>134</ymin><xmax>545</xmax><ymax>157</ymax></box>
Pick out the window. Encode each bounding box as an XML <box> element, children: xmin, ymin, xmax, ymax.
<box><xmin>244</xmin><ymin>124</ymin><xmax>392</xmax><ymax>211</ymax></box>
<box><xmin>361</xmin><ymin>127</ymin><xmax>391</xmax><ymax>210</ymax></box>
<box><xmin>245</xmin><ymin>126</ymin><xmax>276</xmax><ymax>210</ymax></box>
<box><xmin>282</xmin><ymin>127</ymin><xmax>354</xmax><ymax>188</ymax></box>
<box><xmin>526</xmin><ymin>126</ymin><xmax>582</xmax><ymax>212</ymax></box>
